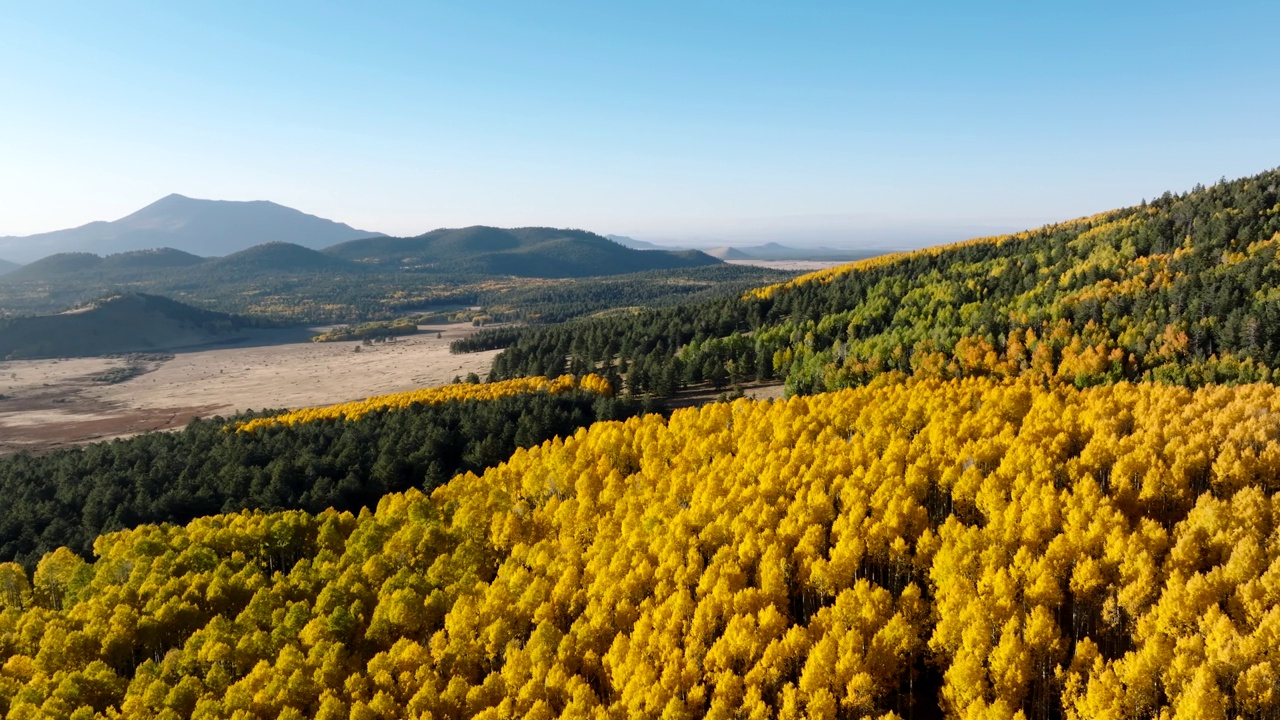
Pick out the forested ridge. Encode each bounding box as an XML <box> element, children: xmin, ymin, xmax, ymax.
<box><xmin>7</xmin><ymin>170</ymin><xmax>1280</xmax><ymax>719</ymax></box>
<box><xmin>6</xmin><ymin>379</ymin><xmax>1280</xmax><ymax>718</ymax></box>
<box><xmin>0</xmin><ymin>381</ymin><xmax>637</xmax><ymax>570</ymax></box>
<box><xmin>459</xmin><ymin>169</ymin><xmax>1280</xmax><ymax>395</ymax></box>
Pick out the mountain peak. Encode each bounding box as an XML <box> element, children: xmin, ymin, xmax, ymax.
<box><xmin>132</xmin><ymin>193</ymin><xmax>196</xmax><ymax>212</ymax></box>
<box><xmin>0</xmin><ymin>196</ymin><xmax>384</xmax><ymax>263</ymax></box>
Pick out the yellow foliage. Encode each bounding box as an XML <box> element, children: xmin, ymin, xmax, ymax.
<box><xmin>746</xmin><ymin>210</ymin><xmax>1125</xmax><ymax>300</ymax></box>
<box><xmin>234</xmin><ymin>374</ymin><xmax>611</xmax><ymax>432</ymax></box>
<box><xmin>9</xmin><ymin>377</ymin><xmax>1280</xmax><ymax>717</ymax></box>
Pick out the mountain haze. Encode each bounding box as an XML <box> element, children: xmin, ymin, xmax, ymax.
<box><xmin>705</xmin><ymin>246</ymin><xmax>754</xmax><ymax>260</ymax></box>
<box><xmin>703</xmin><ymin>242</ymin><xmax>878</xmax><ymax>261</ymax></box>
<box><xmin>0</xmin><ymin>259</ymin><xmax>19</xmax><ymax>276</ymax></box>
<box><xmin>608</xmin><ymin>234</ymin><xmax>882</xmax><ymax>262</ymax></box>
<box><xmin>0</xmin><ymin>225</ymin><xmax>746</xmax><ymax>320</ymax></box>
<box><xmin>604</xmin><ymin>234</ymin><xmax>665</xmax><ymax>250</ymax></box>
<box><xmin>0</xmin><ymin>194</ymin><xmax>383</xmax><ymax>263</ymax></box>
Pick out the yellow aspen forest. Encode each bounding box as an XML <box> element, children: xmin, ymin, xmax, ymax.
<box><xmin>6</xmin><ymin>377</ymin><xmax>1280</xmax><ymax>718</ymax></box>
<box><xmin>743</xmin><ymin>211</ymin><xmax>1124</xmax><ymax>301</ymax></box>
<box><xmin>234</xmin><ymin>374</ymin><xmax>612</xmax><ymax>433</ymax></box>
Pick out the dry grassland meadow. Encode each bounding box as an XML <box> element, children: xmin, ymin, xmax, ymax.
<box><xmin>0</xmin><ymin>324</ymin><xmax>497</xmax><ymax>453</ymax></box>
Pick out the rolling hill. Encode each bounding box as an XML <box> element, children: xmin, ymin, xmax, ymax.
<box><xmin>100</xmin><ymin>247</ymin><xmax>206</xmax><ymax>271</ymax></box>
<box><xmin>0</xmin><ymin>194</ymin><xmax>383</xmax><ymax>263</ymax></box>
<box><xmin>0</xmin><ymin>225</ymin><xmax>733</xmax><ymax>321</ymax></box>
<box><xmin>704</xmin><ymin>245</ymin><xmax>754</xmax><ymax>260</ymax></box>
<box><xmin>207</xmin><ymin>242</ymin><xmax>366</xmax><ymax>276</ymax></box>
<box><xmin>2</xmin><ymin>252</ymin><xmax>104</xmax><ymax>280</ymax></box>
<box><xmin>0</xmin><ymin>293</ymin><xmax>262</xmax><ymax>359</ymax></box>
<box><xmin>325</xmin><ymin>226</ymin><xmax>721</xmax><ymax>277</ymax></box>
<box><xmin>3</xmin><ymin>248</ymin><xmax>207</xmax><ymax>282</ymax></box>
<box><xmin>0</xmin><ymin>259</ymin><xmax>18</xmax><ymax>276</ymax></box>
<box><xmin>469</xmin><ymin>167</ymin><xmax>1280</xmax><ymax>395</ymax></box>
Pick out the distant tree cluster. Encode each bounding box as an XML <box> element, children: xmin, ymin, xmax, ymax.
<box><xmin>310</xmin><ymin>320</ymin><xmax>420</xmax><ymax>343</ymax></box>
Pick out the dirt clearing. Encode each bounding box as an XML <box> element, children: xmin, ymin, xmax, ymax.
<box><xmin>0</xmin><ymin>323</ymin><xmax>498</xmax><ymax>454</ymax></box>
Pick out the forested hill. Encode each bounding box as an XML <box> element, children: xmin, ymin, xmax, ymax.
<box><xmin>207</xmin><ymin>242</ymin><xmax>365</xmax><ymax>276</ymax></box>
<box><xmin>0</xmin><ymin>377</ymin><xmax>634</xmax><ymax>568</ymax></box>
<box><xmin>0</xmin><ymin>226</ymin><xmax>736</xmax><ymax>321</ymax></box>
<box><xmin>324</xmin><ymin>225</ymin><xmax>721</xmax><ymax>277</ymax></box>
<box><xmin>6</xmin><ymin>243</ymin><xmax>364</xmax><ymax>285</ymax></box>
<box><xmin>461</xmin><ymin>168</ymin><xmax>1280</xmax><ymax>393</ymax></box>
<box><xmin>0</xmin><ymin>258</ymin><xmax>19</xmax><ymax>276</ymax></box>
<box><xmin>0</xmin><ymin>293</ymin><xmax>264</xmax><ymax>359</ymax></box>
<box><xmin>5</xmin><ymin>248</ymin><xmax>205</xmax><ymax>282</ymax></box>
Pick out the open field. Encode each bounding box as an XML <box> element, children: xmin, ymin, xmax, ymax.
<box><xmin>0</xmin><ymin>323</ymin><xmax>498</xmax><ymax>454</ymax></box>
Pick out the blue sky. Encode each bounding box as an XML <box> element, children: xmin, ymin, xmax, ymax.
<box><xmin>2</xmin><ymin>1</ymin><xmax>1278</xmax><ymax>247</ymax></box>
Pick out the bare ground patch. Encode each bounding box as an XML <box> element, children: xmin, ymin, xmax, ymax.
<box><xmin>0</xmin><ymin>323</ymin><xmax>498</xmax><ymax>454</ymax></box>
<box><xmin>658</xmin><ymin>380</ymin><xmax>787</xmax><ymax>411</ymax></box>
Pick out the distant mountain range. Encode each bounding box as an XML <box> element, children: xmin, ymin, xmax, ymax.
<box><xmin>606</xmin><ymin>234</ymin><xmax>876</xmax><ymax>262</ymax></box>
<box><xmin>3</xmin><ymin>242</ymin><xmax>364</xmax><ymax>285</ymax></box>
<box><xmin>0</xmin><ymin>194</ymin><xmax>384</xmax><ymax>263</ymax></box>
<box><xmin>0</xmin><ymin>293</ymin><xmax>264</xmax><ymax>360</ymax></box>
<box><xmin>0</xmin><ymin>215</ymin><xmax>725</xmax><ymax>318</ymax></box>
<box><xmin>0</xmin><ymin>259</ymin><xmax>19</xmax><ymax>276</ymax></box>
<box><xmin>0</xmin><ymin>194</ymin><xmax>719</xmax><ymax>279</ymax></box>
<box><xmin>4</xmin><ymin>228</ymin><xmax>718</xmax><ymax>286</ymax></box>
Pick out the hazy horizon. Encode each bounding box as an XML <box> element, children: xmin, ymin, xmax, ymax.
<box><xmin>0</xmin><ymin>190</ymin><xmax>1026</xmax><ymax>256</ymax></box>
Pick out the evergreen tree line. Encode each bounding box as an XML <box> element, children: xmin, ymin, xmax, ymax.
<box><xmin>0</xmin><ymin>390</ymin><xmax>647</xmax><ymax>569</ymax></box>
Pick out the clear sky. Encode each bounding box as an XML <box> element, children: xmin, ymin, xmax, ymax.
<box><xmin>2</xmin><ymin>1</ymin><xmax>1278</xmax><ymax>247</ymax></box>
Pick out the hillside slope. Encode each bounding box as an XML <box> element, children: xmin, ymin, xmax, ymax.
<box><xmin>470</xmin><ymin>168</ymin><xmax>1280</xmax><ymax>393</ymax></box>
<box><xmin>0</xmin><ymin>293</ymin><xmax>258</xmax><ymax>359</ymax></box>
<box><xmin>207</xmin><ymin>242</ymin><xmax>366</xmax><ymax>276</ymax></box>
<box><xmin>3</xmin><ymin>248</ymin><xmax>206</xmax><ymax>282</ymax></box>
<box><xmin>3</xmin><ymin>378</ymin><xmax>1278</xmax><ymax>717</ymax></box>
<box><xmin>0</xmin><ymin>194</ymin><xmax>383</xmax><ymax>262</ymax></box>
<box><xmin>326</xmin><ymin>225</ymin><xmax>722</xmax><ymax>277</ymax></box>
<box><xmin>0</xmin><ymin>259</ymin><xmax>18</xmax><ymax>276</ymax></box>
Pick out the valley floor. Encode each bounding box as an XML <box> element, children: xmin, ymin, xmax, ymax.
<box><xmin>0</xmin><ymin>323</ymin><xmax>498</xmax><ymax>454</ymax></box>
